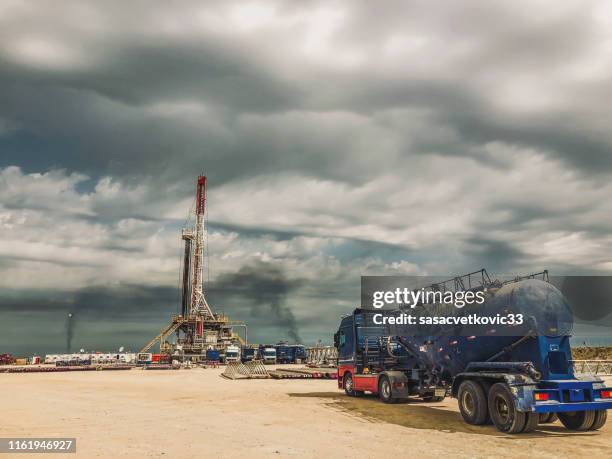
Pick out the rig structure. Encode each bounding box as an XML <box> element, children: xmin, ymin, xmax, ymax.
<box><xmin>140</xmin><ymin>175</ymin><xmax>245</xmax><ymax>361</ymax></box>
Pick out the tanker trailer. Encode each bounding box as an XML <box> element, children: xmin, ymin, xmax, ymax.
<box><xmin>335</xmin><ymin>277</ymin><xmax>612</xmax><ymax>433</ymax></box>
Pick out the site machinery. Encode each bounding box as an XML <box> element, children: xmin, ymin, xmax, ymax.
<box><xmin>140</xmin><ymin>176</ymin><xmax>245</xmax><ymax>361</ymax></box>
<box><xmin>335</xmin><ymin>270</ymin><xmax>612</xmax><ymax>433</ymax></box>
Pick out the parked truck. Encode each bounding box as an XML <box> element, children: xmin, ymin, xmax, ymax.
<box><xmin>290</xmin><ymin>344</ymin><xmax>307</xmax><ymax>364</ymax></box>
<box><xmin>274</xmin><ymin>343</ymin><xmax>307</xmax><ymax>364</ymax></box>
<box><xmin>275</xmin><ymin>343</ymin><xmax>291</xmax><ymax>364</ymax></box>
<box><xmin>225</xmin><ymin>345</ymin><xmax>241</xmax><ymax>363</ymax></box>
<box><xmin>241</xmin><ymin>345</ymin><xmax>258</xmax><ymax>363</ymax></box>
<box><xmin>335</xmin><ymin>273</ymin><xmax>612</xmax><ymax>433</ymax></box>
<box><xmin>259</xmin><ymin>345</ymin><xmax>277</xmax><ymax>364</ymax></box>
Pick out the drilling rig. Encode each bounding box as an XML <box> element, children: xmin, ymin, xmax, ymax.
<box><xmin>140</xmin><ymin>175</ymin><xmax>246</xmax><ymax>362</ymax></box>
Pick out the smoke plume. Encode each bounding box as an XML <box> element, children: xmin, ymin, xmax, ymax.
<box><xmin>66</xmin><ymin>312</ymin><xmax>74</xmax><ymax>352</ymax></box>
<box><xmin>212</xmin><ymin>262</ymin><xmax>303</xmax><ymax>343</ymax></box>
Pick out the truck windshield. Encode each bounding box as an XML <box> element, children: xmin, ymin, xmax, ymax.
<box><xmin>264</xmin><ymin>350</ymin><xmax>275</xmax><ymax>356</ymax></box>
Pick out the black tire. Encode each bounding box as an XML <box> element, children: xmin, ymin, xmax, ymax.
<box><xmin>523</xmin><ymin>412</ymin><xmax>539</xmax><ymax>433</ymax></box>
<box><xmin>589</xmin><ymin>410</ymin><xmax>607</xmax><ymax>431</ymax></box>
<box><xmin>538</xmin><ymin>412</ymin><xmax>558</xmax><ymax>424</ymax></box>
<box><xmin>378</xmin><ymin>376</ymin><xmax>396</xmax><ymax>403</ymax></box>
<box><xmin>479</xmin><ymin>380</ymin><xmax>493</xmax><ymax>424</ymax></box>
<box><xmin>488</xmin><ymin>383</ymin><xmax>527</xmax><ymax>433</ymax></box>
<box><xmin>458</xmin><ymin>380</ymin><xmax>488</xmax><ymax>425</ymax></box>
<box><xmin>344</xmin><ymin>373</ymin><xmax>359</xmax><ymax>397</ymax></box>
<box><xmin>558</xmin><ymin>410</ymin><xmax>596</xmax><ymax>431</ymax></box>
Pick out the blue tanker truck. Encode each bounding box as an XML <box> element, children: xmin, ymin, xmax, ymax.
<box><xmin>275</xmin><ymin>343</ymin><xmax>307</xmax><ymax>364</ymax></box>
<box><xmin>335</xmin><ymin>274</ymin><xmax>612</xmax><ymax>433</ymax></box>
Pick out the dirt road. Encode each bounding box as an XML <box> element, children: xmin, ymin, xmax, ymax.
<box><xmin>0</xmin><ymin>368</ymin><xmax>610</xmax><ymax>458</ymax></box>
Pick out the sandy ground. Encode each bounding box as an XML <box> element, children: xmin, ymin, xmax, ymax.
<box><xmin>1</xmin><ymin>367</ymin><xmax>611</xmax><ymax>459</ymax></box>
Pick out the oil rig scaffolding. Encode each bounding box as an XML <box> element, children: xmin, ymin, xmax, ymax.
<box><xmin>140</xmin><ymin>175</ymin><xmax>245</xmax><ymax>361</ymax></box>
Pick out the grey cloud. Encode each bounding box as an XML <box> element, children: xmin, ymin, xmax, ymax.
<box><xmin>1</xmin><ymin>1</ymin><xmax>612</xmax><ymax>352</ymax></box>
<box><xmin>463</xmin><ymin>237</ymin><xmax>527</xmax><ymax>273</ymax></box>
<box><xmin>1</xmin><ymin>0</ymin><xmax>611</xmax><ymax>185</ymax></box>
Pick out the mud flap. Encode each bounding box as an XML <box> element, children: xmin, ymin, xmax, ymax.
<box><xmin>382</xmin><ymin>371</ymin><xmax>410</xmax><ymax>398</ymax></box>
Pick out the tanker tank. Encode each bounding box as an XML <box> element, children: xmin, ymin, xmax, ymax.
<box><xmin>385</xmin><ymin>278</ymin><xmax>575</xmax><ymax>383</ymax></box>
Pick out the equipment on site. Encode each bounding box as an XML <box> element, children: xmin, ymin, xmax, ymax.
<box><xmin>275</xmin><ymin>343</ymin><xmax>291</xmax><ymax>364</ymax></box>
<box><xmin>224</xmin><ymin>345</ymin><xmax>241</xmax><ymax>363</ymax></box>
<box><xmin>335</xmin><ymin>269</ymin><xmax>612</xmax><ymax>433</ymax></box>
<box><xmin>306</xmin><ymin>346</ymin><xmax>337</xmax><ymax>366</ymax></box>
<box><xmin>0</xmin><ymin>354</ymin><xmax>15</xmax><ymax>365</ymax></box>
<box><xmin>290</xmin><ymin>344</ymin><xmax>307</xmax><ymax>364</ymax></box>
<box><xmin>241</xmin><ymin>345</ymin><xmax>259</xmax><ymax>363</ymax></box>
<box><xmin>260</xmin><ymin>345</ymin><xmax>277</xmax><ymax>364</ymax></box>
<box><xmin>140</xmin><ymin>175</ymin><xmax>245</xmax><ymax>362</ymax></box>
<box><xmin>275</xmin><ymin>343</ymin><xmax>306</xmax><ymax>364</ymax></box>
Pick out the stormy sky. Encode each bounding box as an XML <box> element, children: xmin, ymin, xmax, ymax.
<box><xmin>1</xmin><ymin>0</ymin><xmax>612</xmax><ymax>354</ymax></box>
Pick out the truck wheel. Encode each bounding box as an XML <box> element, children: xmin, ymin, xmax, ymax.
<box><xmin>589</xmin><ymin>410</ymin><xmax>607</xmax><ymax>431</ymax></box>
<box><xmin>378</xmin><ymin>376</ymin><xmax>396</xmax><ymax>403</ymax></box>
<box><xmin>343</xmin><ymin>373</ymin><xmax>363</xmax><ymax>397</ymax></box>
<box><xmin>488</xmin><ymin>383</ymin><xmax>527</xmax><ymax>433</ymax></box>
<box><xmin>522</xmin><ymin>412</ymin><xmax>539</xmax><ymax>433</ymax></box>
<box><xmin>558</xmin><ymin>411</ymin><xmax>596</xmax><ymax>431</ymax></box>
<box><xmin>458</xmin><ymin>380</ymin><xmax>488</xmax><ymax>425</ymax></box>
<box><xmin>538</xmin><ymin>413</ymin><xmax>558</xmax><ymax>424</ymax></box>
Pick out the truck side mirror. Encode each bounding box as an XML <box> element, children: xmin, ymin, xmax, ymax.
<box><xmin>333</xmin><ymin>332</ymin><xmax>339</xmax><ymax>348</ymax></box>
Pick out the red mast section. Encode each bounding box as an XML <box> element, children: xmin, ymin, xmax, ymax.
<box><xmin>190</xmin><ymin>175</ymin><xmax>214</xmax><ymax>320</ymax></box>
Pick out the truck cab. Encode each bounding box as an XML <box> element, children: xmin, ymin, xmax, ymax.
<box><xmin>335</xmin><ymin>310</ymin><xmax>445</xmax><ymax>402</ymax></box>
<box><xmin>262</xmin><ymin>347</ymin><xmax>277</xmax><ymax>364</ymax></box>
<box><xmin>225</xmin><ymin>345</ymin><xmax>241</xmax><ymax>363</ymax></box>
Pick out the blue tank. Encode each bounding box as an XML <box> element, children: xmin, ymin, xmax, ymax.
<box><xmin>206</xmin><ymin>349</ymin><xmax>220</xmax><ymax>361</ymax></box>
<box><xmin>380</xmin><ymin>279</ymin><xmax>574</xmax><ymax>382</ymax></box>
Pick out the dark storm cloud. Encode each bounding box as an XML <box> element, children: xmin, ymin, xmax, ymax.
<box><xmin>443</xmin><ymin>110</ymin><xmax>612</xmax><ymax>174</ymax></box>
<box><xmin>1</xmin><ymin>0</ymin><xmax>611</xmax><ymax>186</ymax></box>
<box><xmin>464</xmin><ymin>237</ymin><xmax>527</xmax><ymax>272</ymax></box>
<box><xmin>0</xmin><ymin>285</ymin><xmax>178</xmax><ymax>354</ymax></box>
<box><xmin>0</xmin><ymin>284</ymin><xmax>178</xmax><ymax>316</ymax></box>
<box><xmin>1</xmin><ymin>0</ymin><xmax>612</xmax><ymax>353</ymax></box>
<box><xmin>1</xmin><ymin>281</ymin><xmax>315</xmax><ymax>353</ymax></box>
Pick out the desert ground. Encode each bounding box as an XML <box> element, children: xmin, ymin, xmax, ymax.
<box><xmin>1</xmin><ymin>367</ymin><xmax>611</xmax><ymax>459</ymax></box>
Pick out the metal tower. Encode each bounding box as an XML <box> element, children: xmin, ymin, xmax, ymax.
<box><xmin>190</xmin><ymin>175</ymin><xmax>214</xmax><ymax>319</ymax></box>
<box><xmin>139</xmin><ymin>175</ymin><xmax>246</xmax><ymax>361</ymax></box>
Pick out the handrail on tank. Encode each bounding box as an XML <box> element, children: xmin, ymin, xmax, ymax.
<box><xmin>418</xmin><ymin>268</ymin><xmax>550</xmax><ymax>295</ymax></box>
<box><xmin>501</xmin><ymin>269</ymin><xmax>549</xmax><ymax>286</ymax></box>
<box><xmin>417</xmin><ymin>269</ymin><xmax>492</xmax><ymax>296</ymax></box>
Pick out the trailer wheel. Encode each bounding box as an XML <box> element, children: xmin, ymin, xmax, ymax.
<box><xmin>458</xmin><ymin>380</ymin><xmax>488</xmax><ymax>425</ymax></box>
<box><xmin>343</xmin><ymin>373</ymin><xmax>362</xmax><ymax>397</ymax></box>
<box><xmin>538</xmin><ymin>413</ymin><xmax>558</xmax><ymax>424</ymax></box>
<box><xmin>488</xmin><ymin>383</ymin><xmax>527</xmax><ymax>434</ymax></box>
<box><xmin>589</xmin><ymin>410</ymin><xmax>607</xmax><ymax>431</ymax></box>
<box><xmin>558</xmin><ymin>411</ymin><xmax>596</xmax><ymax>431</ymax></box>
<box><xmin>378</xmin><ymin>376</ymin><xmax>396</xmax><ymax>403</ymax></box>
